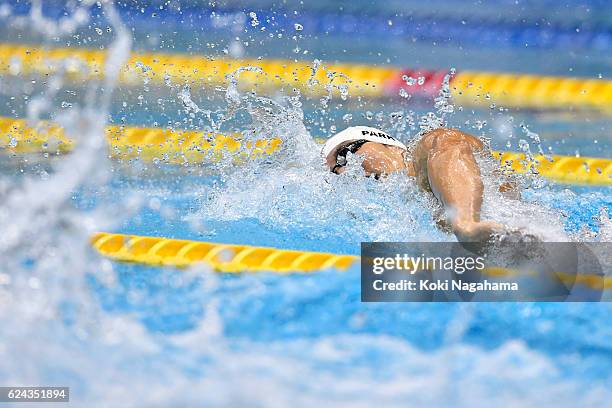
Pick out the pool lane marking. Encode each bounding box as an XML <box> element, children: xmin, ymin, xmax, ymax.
<box><xmin>492</xmin><ymin>151</ymin><xmax>612</xmax><ymax>186</ymax></box>
<box><xmin>90</xmin><ymin>232</ymin><xmax>611</xmax><ymax>290</ymax></box>
<box><xmin>90</xmin><ymin>232</ymin><xmax>358</xmax><ymax>273</ymax></box>
<box><xmin>452</xmin><ymin>71</ymin><xmax>612</xmax><ymax>114</ymax></box>
<box><xmin>0</xmin><ymin>43</ymin><xmax>610</xmax><ymax>112</ymax></box>
<box><xmin>1</xmin><ymin>116</ymin><xmax>610</xmax><ymax>185</ymax></box>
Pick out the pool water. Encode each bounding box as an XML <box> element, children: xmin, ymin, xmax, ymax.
<box><xmin>0</xmin><ymin>1</ymin><xmax>611</xmax><ymax>406</ymax></box>
<box><xmin>73</xmin><ymin>145</ymin><xmax>610</xmax><ymax>405</ymax></box>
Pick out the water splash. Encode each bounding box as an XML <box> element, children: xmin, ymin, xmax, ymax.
<box><xmin>419</xmin><ymin>69</ymin><xmax>456</xmax><ymax>132</ymax></box>
<box><xmin>24</xmin><ymin>0</ymin><xmax>91</xmax><ymax>37</ymax></box>
<box><xmin>181</xmin><ymin>57</ymin><xmax>583</xmax><ymax>244</ymax></box>
<box><xmin>0</xmin><ymin>0</ymin><xmax>144</xmax><ymax>400</ymax></box>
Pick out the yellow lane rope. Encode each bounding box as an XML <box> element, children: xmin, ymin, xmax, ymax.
<box><xmin>452</xmin><ymin>71</ymin><xmax>612</xmax><ymax>113</ymax></box>
<box><xmin>0</xmin><ymin>116</ymin><xmax>280</xmax><ymax>162</ymax></box>
<box><xmin>90</xmin><ymin>232</ymin><xmax>358</xmax><ymax>273</ymax></box>
<box><xmin>91</xmin><ymin>232</ymin><xmax>611</xmax><ymax>290</ymax></box>
<box><xmin>0</xmin><ymin>43</ymin><xmax>391</xmax><ymax>97</ymax></box>
<box><xmin>1</xmin><ymin>116</ymin><xmax>610</xmax><ymax>185</ymax></box>
<box><xmin>493</xmin><ymin>151</ymin><xmax>612</xmax><ymax>186</ymax></box>
<box><xmin>0</xmin><ymin>44</ymin><xmax>610</xmax><ymax>111</ymax></box>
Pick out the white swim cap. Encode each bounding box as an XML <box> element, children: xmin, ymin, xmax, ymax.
<box><xmin>322</xmin><ymin>126</ymin><xmax>407</xmax><ymax>158</ymax></box>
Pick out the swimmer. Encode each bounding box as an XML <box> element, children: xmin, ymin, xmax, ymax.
<box><xmin>323</xmin><ymin>126</ymin><xmax>515</xmax><ymax>242</ymax></box>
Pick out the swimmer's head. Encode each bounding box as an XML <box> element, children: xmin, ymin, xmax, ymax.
<box><xmin>322</xmin><ymin>126</ymin><xmax>407</xmax><ymax>172</ymax></box>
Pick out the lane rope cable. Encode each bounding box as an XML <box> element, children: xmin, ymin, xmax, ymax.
<box><xmin>1</xmin><ymin>116</ymin><xmax>610</xmax><ymax>185</ymax></box>
<box><xmin>91</xmin><ymin>232</ymin><xmax>611</xmax><ymax>290</ymax></box>
<box><xmin>0</xmin><ymin>44</ymin><xmax>610</xmax><ymax>112</ymax></box>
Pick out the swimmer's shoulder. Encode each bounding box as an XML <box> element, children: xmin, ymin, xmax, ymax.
<box><xmin>419</xmin><ymin>127</ymin><xmax>484</xmax><ymax>150</ymax></box>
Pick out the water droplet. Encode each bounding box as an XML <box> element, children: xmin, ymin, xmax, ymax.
<box><xmin>518</xmin><ymin>139</ymin><xmax>530</xmax><ymax>152</ymax></box>
<box><xmin>248</xmin><ymin>12</ymin><xmax>259</xmax><ymax>27</ymax></box>
<box><xmin>399</xmin><ymin>88</ymin><xmax>411</xmax><ymax>99</ymax></box>
<box><xmin>402</xmin><ymin>75</ymin><xmax>416</xmax><ymax>86</ymax></box>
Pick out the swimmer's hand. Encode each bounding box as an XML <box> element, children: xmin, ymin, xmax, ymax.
<box><xmin>452</xmin><ymin>220</ymin><xmax>505</xmax><ymax>242</ymax></box>
<box><xmin>454</xmin><ymin>221</ymin><xmax>541</xmax><ymax>244</ymax></box>
<box><xmin>494</xmin><ymin>228</ymin><xmax>541</xmax><ymax>244</ymax></box>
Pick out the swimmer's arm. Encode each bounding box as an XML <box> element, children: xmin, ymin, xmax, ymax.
<box><xmin>411</xmin><ymin>128</ymin><xmax>502</xmax><ymax>241</ymax></box>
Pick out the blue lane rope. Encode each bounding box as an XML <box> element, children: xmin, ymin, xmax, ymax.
<box><xmin>2</xmin><ymin>1</ymin><xmax>610</xmax><ymax>51</ymax></box>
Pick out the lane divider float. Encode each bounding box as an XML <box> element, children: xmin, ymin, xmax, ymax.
<box><xmin>91</xmin><ymin>232</ymin><xmax>358</xmax><ymax>273</ymax></box>
<box><xmin>492</xmin><ymin>151</ymin><xmax>612</xmax><ymax>186</ymax></box>
<box><xmin>452</xmin><ymin>71</ymin><xmax>612</xmax><ymax>113</ymax></box>
<box><xmin>0</xmin><ymin>44</ymin><xmax>610</xmax><ymax>112</ymax></box>
<box><xmin>1</xmin><ymin>116</ymin><xmax>610</xmax><ymax>185</ymax></box>
<box><xmin>0</xmin><ymin>43</ymin><xmax>392</xmax><ymax>98</ymax></box>
<box><xmin>91</xmin><ymin>232</ymin><xmax>611</xmax><ymax>291</ymax></box>
<box><xmin>0</xmin><ymin>116</ymin><xmax>280</xmax><ymax>162</ymax></box>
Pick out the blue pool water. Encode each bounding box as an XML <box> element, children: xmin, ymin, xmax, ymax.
<box><xmin>74</xmin><ymin>161</ymin><xmax>611</xmax><ymax>404</ymax></box>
